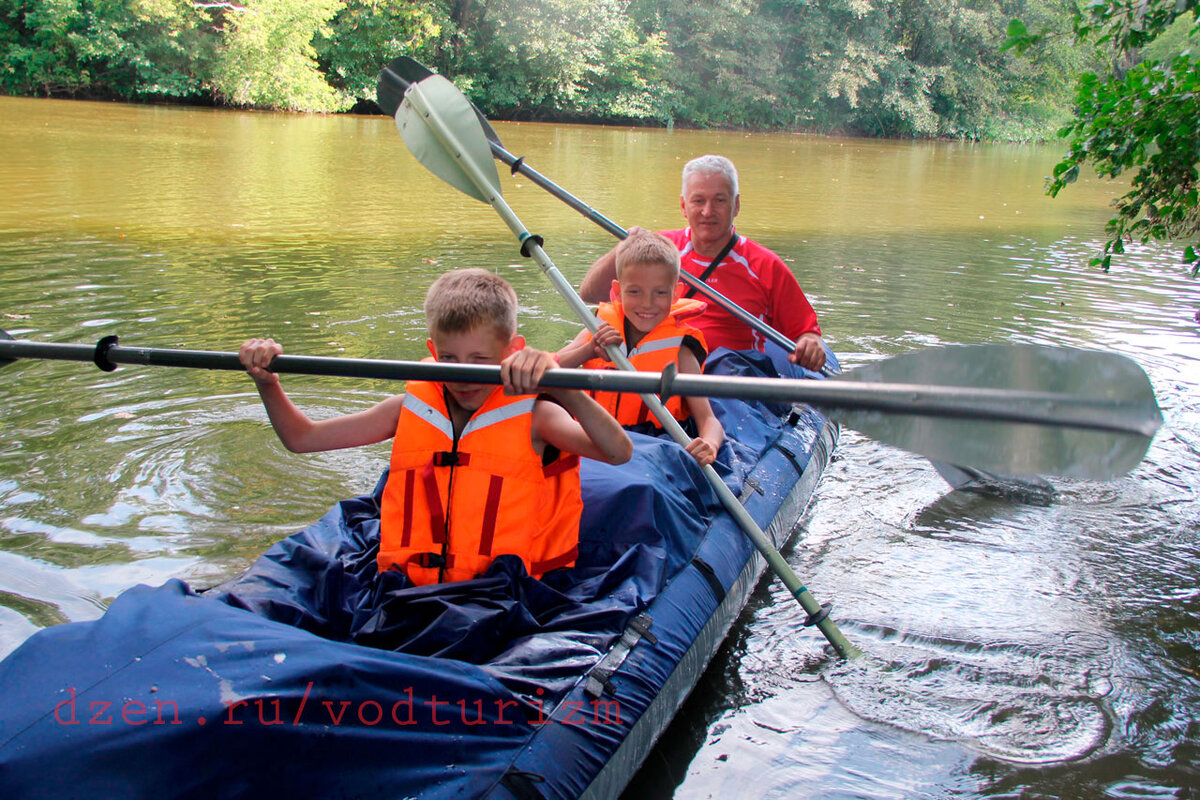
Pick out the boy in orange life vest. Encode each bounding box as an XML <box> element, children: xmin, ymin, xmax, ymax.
<box><xmin>239</xmin><ymin>269</ymin><xmax>633</xmax><ymax>587</ymax></box>
<box><xmin>555</xmin><ymin>231</ymin><xmax>725</xmax><ymax>467</ymax></box>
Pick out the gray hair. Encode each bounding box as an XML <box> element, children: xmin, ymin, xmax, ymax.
<box><xmin>681</xmin><ymin>155</ymin><xmax>739</xmax><ymax>197</ymax></box>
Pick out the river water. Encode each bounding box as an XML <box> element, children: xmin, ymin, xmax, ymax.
<box><xmin>1</xmin><ymin>96</ymin><xmax>1197</xmax><ymax>798</ymax></box>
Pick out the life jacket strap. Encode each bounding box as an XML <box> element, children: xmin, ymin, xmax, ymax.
<box><xmin>409</xmin><ymin>552</ymin><xmax>447</xmax><ymax>569</ymax></box>
<box><xmin>478</xmin><ymin>475</ymin><xmax>504</xmax><ymax>556</ymax></box>
<box><xmin>421</xmin><ymin>460</ymin><xmax>447</xmax><ymax>543</ymax></box>
<box><xmin>399</xmin><ymin>470</ymin><xmax>416</xmax><ymax>547</ymax></box>
<box><xmin>542</xmin><ymin>453</ymin><xmax>580</xmax><ymax>478</ymax></box>
<box><xmin>530</xmin><ymin>544</ymin><xmax>579</xmax><ymax>576</ymax></box>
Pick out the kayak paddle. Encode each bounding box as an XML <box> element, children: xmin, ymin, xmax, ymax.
<box><xmin>0</xmin><ymin>331</ymin><xmax>1161</xmax><ymax>476</ymax></box>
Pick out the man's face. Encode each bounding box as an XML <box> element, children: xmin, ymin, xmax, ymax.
<box><xmin>680</xmin><ymin>170</ymin><xmax>740</xmax><ymax>251</ymax></box>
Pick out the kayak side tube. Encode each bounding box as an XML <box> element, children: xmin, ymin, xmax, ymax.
<box><xmin>484</xmin><ymin>404</ymin><xmax>839</xmax><ymax>799</ymax></box>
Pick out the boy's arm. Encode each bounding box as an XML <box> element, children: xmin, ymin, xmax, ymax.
<box><xmin>240</xmin><ymin>338</ymin><xmax>404</xmax><ymax>453</ymax></box>
<box><xmin>554</xmin><ymin>329</ymin><xmax>596</xmax><ymax>369</ymax></box>
<box><xmin>679</xmin><ymin>348</ymin><xmax>725</xmax><ymax>466</ymax></box>
<box><xmin>535</xmin><ymin>393</ymin><xmax>632</xmax><ymax>465</ymax></box>
<box><xmin>555</xmin><ymin>322</ymin><xmax>622</xmax><ymax>368</ymax></box>
<box><xmin>503</xmin><ymin>346</ymin><xmax>632</xmax><ymax>465</ymax></box>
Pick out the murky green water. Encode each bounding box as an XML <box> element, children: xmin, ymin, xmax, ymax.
<box><xmin>1</xmin><ymin>96</ymin><xmax>1197</xmax><ymax>798</ymax></box>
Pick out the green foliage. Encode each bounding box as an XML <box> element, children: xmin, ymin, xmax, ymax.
<box><xmin>424</xmin><ymin>0</ymin><xmax>669</xmax><ymax>122</ymax></box>
<box><xmin>210</xmin><ymin>0</ymin><xmax>347</xmax><ymax>112</ymax></box>
<box><xmin>1035</xmin><ymin>0</ymin><xmax>1200</xmax><ymax>274</ymax></box>
<box><xmin>631</xmin><ymin>0</ymin><xmax>788</xmax><ymax>128</ymax></box>
<box><xmin>315</xmin><ymin>0</ymin><xmax>440</xmax><ymax>103</ymax></box>
<box><xmin>0</xmin><ymin>0</ymin><xmax>210</xmax><ymax>98</ymax></box>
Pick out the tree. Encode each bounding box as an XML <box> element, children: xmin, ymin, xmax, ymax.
<box><xmin>209</xmin><ymin>0</ymin><xmax>347</xmax><ymax>112</ymax></box>
<box><xmin>1008</xmin><ymin>0</ymin><xmax>1200</xmax><ymax>274</ymax></box>
<box><xmin>426</xmin><ymin>0</ymin><xmax>669</xmax><ymax>123</ymax></box>
<box><xmin>0</xmin><ymin>0</ymin><xmax>211</xmax><ymax>98</ymax></box>
<box><xmin>315</xmin><ymin>0</ymin><xmax>440</xmax><ymax>106</ymax></box>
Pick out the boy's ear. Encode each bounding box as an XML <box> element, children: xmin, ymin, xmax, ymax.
<box><xmin>610</xmin><ymin>279</ymin><xmax>621</xmax><ymax>303</ymax></box>
<box><xmin>508</xmin><ymin>334</ymin><xmax>526</xmax><ymax>355</ymax></box>
<box><xmin>426</xmin><ymin>339</ymin><xmax>437</xmax><ymax>358</ymax></box>
<box><xmin>674</xmin><ymin>281</ymin><xmax>685</xmax><ymax>299</ymax></box>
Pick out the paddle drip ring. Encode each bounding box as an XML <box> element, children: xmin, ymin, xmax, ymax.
<box><xmin>802</xmin><ymin>602</ymin><xmax>832</xmax><ymax>627</ymax></box>
<box><xmin>518</xmin><ymin>233</ymin><xmax>544</xmax><ymax>258</ymax></box>
<box><xmin>509</xmin><ymin>156</ymin><xmax>525</xmax><ymax>176</ymax></box>
<box><xmin>93</xmin><ymin>335</ymin><xmax>119</xmax><ymax>372</ymax></box>
<box><xmin>658</xmin><ymin>361</ymin><xmax>678</xmax><ymax>402</ymax></box>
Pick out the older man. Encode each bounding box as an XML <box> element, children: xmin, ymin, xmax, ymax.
<box><xmin>580</xmin><ymin>154</ymin><xmax>826</xmax><ymax>371</ymax></box>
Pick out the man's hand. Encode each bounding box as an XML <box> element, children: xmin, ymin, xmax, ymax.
<box><xmin>789</xmin><ymin>332</ymin><xmax>827</xmax><ymax>372</ymax></box>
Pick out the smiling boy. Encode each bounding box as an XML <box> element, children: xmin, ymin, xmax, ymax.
<box><xmin>556</xmin><ymin>231</ymin><xmax>725</xmax><ymax>467</ymax></box>
<box><xmin>240</xmin><ymin>268</ymin><xmax>632</xmax><ymax>586</ymax></box>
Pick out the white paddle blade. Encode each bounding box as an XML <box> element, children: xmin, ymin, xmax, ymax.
<box><xmin>394</xmin><ymin>74</ymin><xmax>500</xmax><ymax>204</ymax></box>
<box><xmin>834</xmin><ymin>344</ymin><xmax>1161</xmax><ymax>480</ymax></box>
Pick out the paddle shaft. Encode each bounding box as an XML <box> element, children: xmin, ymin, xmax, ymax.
<box><xmin>399</xmin><ymin>78</ymin><xmax>859</xmax><ymax>658</ymax></box>
<box><xmin>0</xmin><ymin>335</ymin><xmax>1157</xmax><ymax>438</ymax></box>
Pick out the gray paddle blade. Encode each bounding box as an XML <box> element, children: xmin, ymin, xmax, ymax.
<box><xmin>376</xmin><ymin>57</ymin><xmax>431</xmax><ymax>116</ymax></box>
<box><xmin>378</xmin><ymin>57</ymin><xmax>504</xmax><ymax>148</ymax></box>
<box><xmin>834</xmin><ymin>344</ymin><xmax>1161</xmax><ymax>480</ymax></box>
<box><xmin>929</xmin><ymin>460</ymin><xmax>1057</xmax><ymax>505</ymax></box>
<box><xmin>394</xmin><ymin>74</ymin><xmax>500</xmax><ymax>204</ymax></box>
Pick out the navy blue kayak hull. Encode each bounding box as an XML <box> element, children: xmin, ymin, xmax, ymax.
<box><xmin>0</xmin><ymin>349</ymin><xmax>837</xmax><ymax>799</ymax></box>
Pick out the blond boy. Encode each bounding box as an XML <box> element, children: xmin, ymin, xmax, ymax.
<box><xmin>556</xmin><ymin>231</ymin><xmax>725</xmax><ymax>466</ymax></box>
<box><xmin>241</xmin><ymin>269</ymin><xmax>631</xmax><ymax>586</ymax></box>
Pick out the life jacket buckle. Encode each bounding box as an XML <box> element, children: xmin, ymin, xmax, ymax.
<box><xmin>432</xmin><ymin>451</ymin><xmax>468</xmax><ymax>467</ymax></box>
<box><xmin>411</xmin><ymin>552</ymin><xmax>446</xmax><ymax>569</ymax></box>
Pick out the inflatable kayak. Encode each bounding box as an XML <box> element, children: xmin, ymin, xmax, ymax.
<box><xmin>0</xmin><ymin>348</ymin><xmax>837</xmax><ymax>799</ymax></box>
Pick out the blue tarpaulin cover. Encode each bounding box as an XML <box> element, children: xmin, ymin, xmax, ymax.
<box><xmin>0</xmin><ymin>350</ymin><xmax>831</xmax><ymax>799</ymax></box>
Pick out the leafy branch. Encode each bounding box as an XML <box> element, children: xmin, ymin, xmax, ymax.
<box><xmin>1007</xmin><ymin>1</ymin><xmax>1200</xmax><ymax>275</ymax></box>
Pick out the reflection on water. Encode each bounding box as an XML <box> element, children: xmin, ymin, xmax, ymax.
<box><xmin>0</xmin><ymin>96</ymin><xmax>1198</xmax><ymax>798</ymax></box>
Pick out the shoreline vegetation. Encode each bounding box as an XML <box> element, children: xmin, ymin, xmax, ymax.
<box><xmin>0</xmin><ymin>0</ymin><xmax>1100</xmax><ymax>142</ymax></box>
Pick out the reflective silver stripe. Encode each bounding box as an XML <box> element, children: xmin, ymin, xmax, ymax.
<box><xmin>403</xmin><ymin>393</ymin><xmax>454</xmax><ymax>440</ymax></box>
<box><xmin>462</xmin><ymin>398</ymin><xmax>536</xmax><ymax>437</ymax></box>
<box><xmin>629</xmin><ymin>336</ymin><xmax>684</xmax><ymax>357</ymax></box>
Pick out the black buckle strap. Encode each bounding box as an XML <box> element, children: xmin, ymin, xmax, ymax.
<box><xmin>432</xmin><ymin>451</ymin><xmax>467</xmax><ymax>467</ymax></box>
<box><xmin>411</xmin><ymin>552</ymin><xmax>446</xmax><ymax>569</ymax></box>
<box><xmin>691</xmin><ymin>556</ymin><xmax>726</xmax><ymax>603</ymax></box>
<box><xmin>771</xmin><ymin>442</ymin><xmax>804</xmax><ymax>476</ymax></box>
<box><xmin>500</xmin><ymin>768</ymin><xmax>545</xmax><ymax>800</ymax></box>
<box><xmin>683</xmin><ymin>233</ymin><xmax>738</xmax><ymax>299</ymax></box>
<box><xmin>584</xmin><ymin>612</ymin><xmax>655</xmax><ymax>699</ymax></box>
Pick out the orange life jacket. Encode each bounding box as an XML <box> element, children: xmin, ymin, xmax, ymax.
<box><xmin>378</xmin><ymin>379</ymin><xmax>582</xmax><ymax>585</ymax></box>
<box><xmin>582</xmin><ymin>298</ymin><xmax>708</xmax><ymax>427</ymax></box>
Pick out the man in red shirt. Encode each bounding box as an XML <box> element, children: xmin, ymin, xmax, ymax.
<box><xmin>580</xmin><ymin>154</ymin><xmax>826</xmax><ymax>371</ymax></box>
